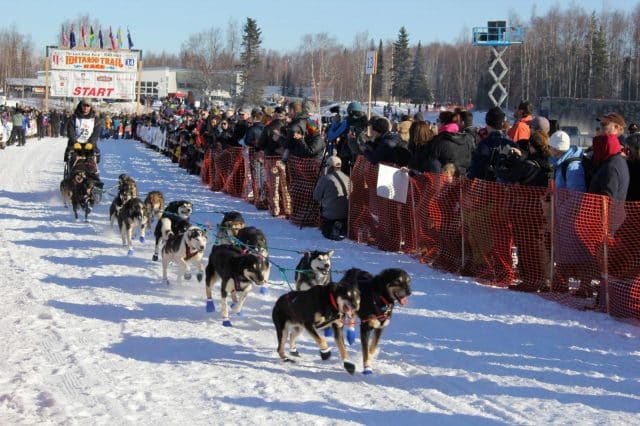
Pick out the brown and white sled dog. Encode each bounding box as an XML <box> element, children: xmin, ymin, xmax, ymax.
<box><xmin>271</xmin><ymin>279</ymin><xmax>361</xmax><ymax>374</ymax></box>
<box><xmin>294</xmin><ymin>250</ymin><xmax>334</xmax><ymax>291</ymax></box>
<box><xmin>117</xmin><ymin>197</ymin><xmax>148</xmax><ymax>254</ymax></box>
<box><xmin>144</xmin><ymin>190</ymin><xmax>165</xmax><ymax>229</ymax></box>
<box><xmin>162</xmin><ymin>225</ymin><xmax>208</xmax><ymax>285</ymax></box>
<box><xmin>152</xmin><ymin>200</ymin><xmax>193</xmax><ymax>261</ymax></box>
<box><xmin>215</xmin><ymin>211</ymin><xmax>246</xmax><ymax>245</ymax></box>
<box><xmin>117</xmin><ymin>174</ymin><xmax>138</xmax><ymax>198</ymax></box>
<box><xmin>340</xmin><ymin>268</ymin><xmax>411</xmax><ymax>375</ymax></box>
<box><xmin>109</xmin><ymin>182</ymin><xmax>136</xmax><ymax>226</ymax></box>
<box><xmin>204</xmin><ymin>244</ymin><xmax>268</xmax><ymax>326</ymax></box>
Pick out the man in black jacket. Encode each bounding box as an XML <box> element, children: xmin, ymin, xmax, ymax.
<box><xmin>467</xmin><ymin>107</ymin><xmax>517</xmax><ymax>181</ymax></box>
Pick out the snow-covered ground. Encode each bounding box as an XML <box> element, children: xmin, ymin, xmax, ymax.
<box><xmin>0</xmin><ymin>137</ymin><xmax>639</xmax><ymax>425</ymax></box>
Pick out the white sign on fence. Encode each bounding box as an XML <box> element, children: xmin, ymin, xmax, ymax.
<box><xmin>376</xmin><ymin>164</ymin><xmax>409</xmax><ymax>204</ymax></box>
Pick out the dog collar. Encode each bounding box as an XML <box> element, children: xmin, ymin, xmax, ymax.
<box><xmin>329</xmin><ymin>291</ymin><xmax>338</xmax><ymax>311</ymax></box>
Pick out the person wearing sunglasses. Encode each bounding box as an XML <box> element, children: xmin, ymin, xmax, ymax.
<box><xmin>64</xmin><ymin>98</ymin><xmax>102</xmax><ymax>165</ymax></box>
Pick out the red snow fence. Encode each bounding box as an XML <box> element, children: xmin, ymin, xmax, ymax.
<box><xmin>166</xmin><ymin>143</ymin><xmax>640</xmax><ymax>324</ymax></box>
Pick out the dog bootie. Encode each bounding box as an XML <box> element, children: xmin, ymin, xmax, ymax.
<box><xmin>343</xmin><ymin>361</ymin><xmax>356</xmax><ymax>375</ymax></box>
<box><xmin>323</xmin><ymin>328</ymin><xmax>333</xmax><ymax>337</ymax></box>
<box><xmin>196</xmin><ymin>272</ymin><xmax>203</xmax><ymax>282</ymax></box>
<box><xmin>363</xmin><ymin>366</ymin><xmax>373</xmax><ymax>375</ymax></box>
<box><xmin>139</xmin><ymin>236</ymin><xmax>145</xmax><ymax>243</ymax></box>
<box><xmin>152</xmin><ymin>254</ymin><xmax>159</xmax><ymax>261</ymax></box>
<box><xmin>206</xmin><ymin>299</ymin><xmax>215</xmax><ymax>312</ymax></box>
<box><xmin>235</xmin><ymin>310</ymin><xmax>244</xmax><ymax>317</ymax></box>
<box><xmin>319</xmin><ymin>348</ymin><xmax>332</xmax><ymax>361</ymax></box>
<box><xmin>222</xmin><ymin>319</ymin><xmax>232</xmax><ymax>327</ymax></box>
<box><xmin>260</xmin><ymin>286</ymin><xmax>268</xmax><ymax>295</ymax></box>
<box><xmin>183</xmin><ymin>272</ymin><xmax>192</xmax><ymax>281</ymax></box>
<box><xmin>127</xmin><ymin>249</ymin><xmax>134</xmax><ymax>256</ymax></box>
<box><xmin>289</xmin><ymin>350</ymin><xmax>300</xmax><ymax>357</ymax></box>
<box><xmin>346</xmin><ymin>327</ymin><xmax>357</xmax><ymax>345</ymax></box>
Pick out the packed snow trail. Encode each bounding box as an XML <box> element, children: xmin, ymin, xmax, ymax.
<box><xmin>0</xmin><ymin>137</ymin><xmax>638</xmax><ymax>425</ymax></box>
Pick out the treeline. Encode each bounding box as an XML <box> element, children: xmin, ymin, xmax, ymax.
<box><xmin>7</xmin><ymin>5</ymin><xmax>640</xmax><ymax>108</ymax></box>
<box><xmin>0</xmin><ymin>26</ymin><xmax>38</xmax><ymax>92</ymax></box>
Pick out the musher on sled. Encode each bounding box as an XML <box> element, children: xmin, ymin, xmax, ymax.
<box><xmin>64</xmin><ymin>99</ymin><xmax>104</xmax><ymax>200</ymax></box>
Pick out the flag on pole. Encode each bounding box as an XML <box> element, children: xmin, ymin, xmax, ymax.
<box><xmin>81</xmin><ymin>23</ymin><xmax>87</xmax><ymax>47</ymax></box>
<box><xmin>61</xmin><ymin>24</ymin><xmax>68</xmax><ymax>48</ymax></box>
<box><xmin>69</xmin><ymin>25</ymin><xmax>76</xmax><ymax>49</ymax></box>
<box><xmin>127</xmin><ymin>27</ymin><xmax>134</xmax><ymax>49</ymax></box>
<box><xmin>109</xmin><ymin>26</ymin><xmax>116</xmax><ymax>49</ymax></box>
<box><xmin>117</xmin><ymin>27</ymin><xmax>123</xmax><ymax>49</ymax></box>
<box><xmin>89</xmin><ymin>26</ymin><xmax>95</xmax><ymax>47</ymax></box>
<box><xmin>98</xmin><ymin>27</ymin><xmax>104</xmax><ymax>49</ymax></box>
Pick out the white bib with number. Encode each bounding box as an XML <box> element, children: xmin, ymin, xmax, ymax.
<box><xmin>75</xmin><ymin>117</ymin><xmax>95</xmax><ymax>143</ymax></box>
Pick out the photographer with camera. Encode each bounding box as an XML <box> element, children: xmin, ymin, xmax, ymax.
<box><xmin>333</xmin><ymin>102</ymin><xmax>368</xmax><ymax>174</ymax></box>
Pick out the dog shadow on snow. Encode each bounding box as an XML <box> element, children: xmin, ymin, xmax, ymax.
<box><xmin>0</xmin><ymin>189</ymin><xmax>58</xmax><ymax>204</ymax></box>
<box><xmin>49</xmin><ymin>300</ymin><xmax>211</xmax><ymax>325</ymax></box>
<box><xmin>43</xmin><ymin>274</ymin><xmax>161</xmax><ymax>296</ymax></box>
<box><xmin>373</xmin><ymin>304</ymin><xmax>640</xmax><ymax>415</ymax></box>
<box><xmin>105</xmin><ymin>334</ymin><xmax>233</xmax><ymax>364</ymax></box>
<box><xmin>216</xmin><ymin>396</ymin><xmax>495</xmax><ymax>426</ymax></box>
<box><xmin>42</xmin><ymin>253</ymin><xmax>140</xmax><ymax>268</ymax></box>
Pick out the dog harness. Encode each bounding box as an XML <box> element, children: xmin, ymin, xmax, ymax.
<box><xmin>363</xmin><ymin>295</ymin><xmax>393</xmax><ymax>324</ymax></box>
<box><xmin>314</xmin><ymin>291</ymin><xmax>343</xmax><ymax>329</ymax></box>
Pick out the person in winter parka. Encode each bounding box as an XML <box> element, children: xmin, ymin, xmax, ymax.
<box><xmin>548</xmin><ymin>130</ymin><xmax>586</xmax><ymax>192</ymax></box>
<box><xmin>313</xmin><ymin>155</ymin><xmax>350</xmax><ymax>240</ymax></box>
<box><xmin>64</xmin><ymin>98</ymin><xmax>102</xmax><ymax>163</ymax></box>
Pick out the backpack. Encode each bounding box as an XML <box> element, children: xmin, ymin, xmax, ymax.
<box><xmin>484</xmin><ymin>145</ymin><xmax>512</xmax><ymax>181</ymax></box>
<box><xmin>560</xmin><ymin>153</ymin><xmax>593</xmax><ymax>189</ymax></box>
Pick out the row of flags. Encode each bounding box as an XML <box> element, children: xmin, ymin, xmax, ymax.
<box><xmin>60</xmin><ymin>24</ymin><xmax>134</xmax><ymax>50</ymax></box>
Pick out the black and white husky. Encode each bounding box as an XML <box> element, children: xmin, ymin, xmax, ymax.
<box><xmin>294</xmin><ymin>250</ymin><xmax>334</xmax><ymax>291</ymax></box>
<box><xmin>117</xmin><ymin>197</ymin><xmax>148</xmax><ymax>254</ymax></box>
<box><xmin>153</xmin><ymin>200</ymin><xmax>193</xmax><ymax>261</ymax></box>
<box><xmin>204</xmin><ymin>244</ymin><xmax>268</xmax><ymax>326</ymax></box>
<box><xmin>162</xmin><ymin>225</ymin><xmax>208</xmax><ymax>285</ymax></box>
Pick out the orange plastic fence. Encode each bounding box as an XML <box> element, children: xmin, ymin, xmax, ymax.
<box><xmin>174</xmin><ymin>143</ymin><xmax>640</xmax><ymax>323</ymax></box>
<box><xmin>286</xmin><ymin>156</ymin><xmax>321</xmax><ymax>227</ymax></box>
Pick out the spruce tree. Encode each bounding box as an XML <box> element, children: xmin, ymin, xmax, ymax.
<box><xmin>239</xmin><ymin>18</ymin><xmax>263</xmax><ymax>106</ymax></box>
<box><xmin>407</xmin><ymin>42</ymin><xmax>432</xmax><ymax>105</ymax></box>
<box><xmin>591</xmin><ymin>21</ymin><xmax>609</xmax><ymax>98</ymax></box>
<box><xmin>391</xmin><ymin>26</ymin><xmax>412</xmax><ymax>102</ymax></box>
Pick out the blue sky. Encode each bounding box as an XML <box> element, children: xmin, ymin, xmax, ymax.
<box><xmin>9</xmin><ymin>0</ymin><xmax>637</xmax><ymax>55</ymax></box>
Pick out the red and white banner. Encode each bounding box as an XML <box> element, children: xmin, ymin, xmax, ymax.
<box><xmin>49</xmin><ymin>48</ymin><xmax>139</xmax><ymax>73</ymax></box>
<box><xmin>49</xmin><ymin>70</ymin><xmax>137</xmax><ymax>100</ymax></box>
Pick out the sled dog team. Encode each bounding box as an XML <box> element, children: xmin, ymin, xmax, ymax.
<box><xmin>61</xmin><ymin>174</ymin><xmax>412</xmax><ymax>375</ymax></box>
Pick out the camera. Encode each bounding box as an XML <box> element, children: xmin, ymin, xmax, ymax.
<box><xmin>329</xmin><ymin>105</ymin><xmax>340</xmax><ymax>114</ymax></box>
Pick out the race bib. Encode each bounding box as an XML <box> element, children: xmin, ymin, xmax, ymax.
<box><xmin>75</xmin><ymin>117</ymin><xmax>95</xmax><ymax>143</ymax></box>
